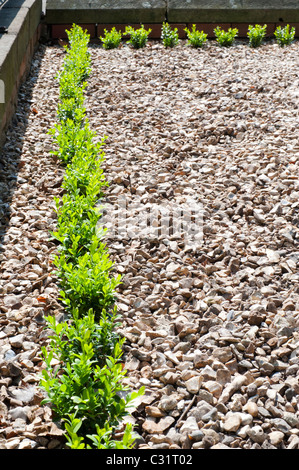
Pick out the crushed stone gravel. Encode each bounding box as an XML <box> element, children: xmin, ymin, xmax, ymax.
<box><xmin>1</xmin><ymin>38</ymin><xmax>299</xmax><ymax>449</ymax></box>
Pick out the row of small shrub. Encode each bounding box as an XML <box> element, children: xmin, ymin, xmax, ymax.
<box><xmin>39</xmin><ymin>24</ymin><xmax>143</xmax><ymax>449</ymax></box>
<box><xmin>100</xmin><ymin>22</ymin><xmax>296</xmax><ymax>49</ymax></box>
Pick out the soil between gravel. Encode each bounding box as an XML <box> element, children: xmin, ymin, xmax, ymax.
<box><xmin>1</xmin><ymin>38</ymin><xmax>299</xmax><ymax>449</ymax></box>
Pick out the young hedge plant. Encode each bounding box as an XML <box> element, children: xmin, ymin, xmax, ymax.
<box><xmin>274</xmin><ymin>24</ymin><xmax>296</xmax><ymax>46</ymax></box>
<box><xmin>214</xmin><ymin>26</ymin><xmax>238</xmax><ymax>46</ymax></box>
<box><xmin>41</xmin><ymin>320</ymin><xmax>143</xmax><ymax>448</ymax></box>
<box><xmin>184</xmin><ymin>24</ymin><xmax>208</xmax><ymax>48</ymax></box>
<box><xmin>100</xmin><ymin>27</ymin><xmax>122</xmax><ymax>49</ymax></box>
<box><xmin>247</xmin><ymin>24</ymin><xmax>267</xmax><ymax>48</ymax></box>
<box><xmin>161</xmin><ymin>22</ymin><xmax>179</xmax><ymax>48</ymax></box>
<box><xmin>125</xmin><ymin>25</ymin><xmax>152</xmax><ymax>48</ymax></box>
<box><xmin>42</xmin><ymin>24</ymin><xmax>144</xmax><ymax>450</ymax></box>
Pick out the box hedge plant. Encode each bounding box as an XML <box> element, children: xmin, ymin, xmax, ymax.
<box><xmin>40</xmin><ymin>24</ymin><xmax>143</xmax><ymax>450</ymax></box>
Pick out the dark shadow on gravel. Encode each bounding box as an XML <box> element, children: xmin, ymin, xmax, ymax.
<box><xmin>0</xmin><ymin>44</ymin><xmax>46</xmax><ymax>263</ymax></box>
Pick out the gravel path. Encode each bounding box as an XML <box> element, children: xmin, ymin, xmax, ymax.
<box><xmin>1</xmin><ymin>38</ymin><xmax>299</xmax><ymax>449</ymax></box>
<box><xmin>0</xmin><ymin>45</ymin><xmax>64</xmax><ymax>449</ymax></box>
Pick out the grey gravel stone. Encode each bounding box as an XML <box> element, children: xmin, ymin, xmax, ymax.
<box><xmin>247</xmin><ymin>425</ymin><xmax>266</xmax><ymax>444</ymax></box>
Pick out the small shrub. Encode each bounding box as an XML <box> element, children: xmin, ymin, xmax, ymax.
<box><xmin>51</xmin><ymin>196</ymin><xmax>103</xmax><ymax>262</ymax></box>
<box><xmin>64</xmin><ymin>24</ymin><xmax>91</xmax><ymax>82</ymax></box>
<box><xmin>274</xmin><ymin>24</ymin><xmax>295</xmax><ymax>46</ymax></box>
<box><xmin>161</xmin><ymin>22</ymin><xmax>179</xmax><ymax>48</ymax></box>
<box><xmin>40</xmin><ymin>327</ymin><xmax>144</xmax><ymax>448</ymax></box>
<box><xmin>125</xmin><ymin>25</ymin><xmax>152</xmax><ymax>48</ymax></box>
<box><xmin>62</xmin><ymin>153</ymin><xmax>108</xmax><ymax>199</ymax></box>
<box><xmin>247</xmin><ymin>24</ymin><xmax>267</xmax><ymax>47</ymax></box>
<box><xmin>184</xmin><ymin>24</ymin><xmax>208</xmax><ymax>48</ymax></box>
<box><xmin>55</xmin><ymin>241</ymin><xmax>121</xmax><ymax>318</ymax></box>
<box><xmin>66</xmin><ymin>23</ymin><xmax>90</xmax><ymax>51</ymax></box>
<box><xmin>43</xmin><ymin>307</ymin><xmax>122</xmax><ymax>369</ymax></box>
<box><xmin>64</xmin><ymin>417</ymin><xmax>136</xmax><ymax>449</ymax></box>
<box><xmin>100</xmin><ymin>27</ymin><xmax>122</xmax><ymax>49</ymax></box>
<box><xmin>57</xmin><ymin>93</ymin><xmax>86</xmax><ymax>122</ymax></box>
<box><xmin>49</xmin><ymin>120</ymin><xmax>96</xmax><ymax>165</ymax></box>
<box><xmin>44</xmin><ymin>23</ymin><xmax>144</xmax><ymax>450</ymax></box>
<box><xmin>214</xmin><ymin>26</ymin><xmax>238</xmax><ymax>46</ymax></box>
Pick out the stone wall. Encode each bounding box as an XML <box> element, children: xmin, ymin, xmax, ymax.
<box><xmin>0</xmin><ymin>0</ymin><xmax>43</xmax><ymax>146</ymax></box>
<box><xmin>45</xmin><ymin>0</ymin><xmax>299</xmax><ymax>39</ymax></box>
